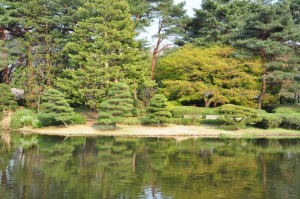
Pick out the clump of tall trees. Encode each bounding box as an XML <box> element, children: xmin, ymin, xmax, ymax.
<box><xmin>0</xmin><ymin>0</ymin><xmax>299</xmax><ymax>122</ymax></box>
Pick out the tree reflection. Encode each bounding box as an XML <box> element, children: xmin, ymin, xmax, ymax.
<box><xmin>0</xmin><ymin>135</ymin><xmax>300</xmax><ymax>199</ymax></box>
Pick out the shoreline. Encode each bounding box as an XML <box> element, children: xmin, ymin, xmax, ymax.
<box><xmin>17</xmin><ymin>124</ymin><xmax>300</xmax><ymax>139</ymax></box>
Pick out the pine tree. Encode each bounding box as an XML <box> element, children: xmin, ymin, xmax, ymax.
<box><xmin>59</xmin><ymin>0</ymin><xmax>150</xmax><ymax>109</ymax></box>
<box><xmin>145</xmin><ymin>94</ymin><xmax>171</xmax><ymax>126</ymax></box>
<box><xmin>150</xmin><ymin>0</ymin><xmax>188</xmax><ymax>79</ymax></box>
<box><xmin>98</xmin><ymin>83</ymin><xmax>134</xmax><ymax>127</ymax></box>
<box><xmin>0</xmin><ymin>83</ymin><xmax>17</xmax><ymax>111</ymax></box>
<box><xmin>232</xmin><ymin>1</ymin><xmax>296</xmax><ymax>109</ymax></box>
<box><xmin>39</xmin><ymin>88</ymin><xmax>75</xmax><ymax>126</ymax></box>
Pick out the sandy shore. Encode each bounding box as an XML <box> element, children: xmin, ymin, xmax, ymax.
<box><xmin>18</xmin><ymin>124</ymin><xmax>300</xmax><ymax>139</ymax></box>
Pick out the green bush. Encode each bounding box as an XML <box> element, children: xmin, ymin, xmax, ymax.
<box><xmin>0</xmin><ymin>83</ymin><xmax>17</xmax><ymax>111</ymax></box>
<box><xmin>171</xmin><ymin>106</ymin><xmax>217</xmax><ymax>118</ymax></box>
<box><xmin>255</xmin><ymin>113</ymin><xmax>282</xmax><ymax>129</ymax></box>
<box><xmin>38</xmin><ymin>112</ymin><xmax>60</xmax><ymax>126</ymax></box>
<box><xmin>273</xmin><ymin>106</ymin><xmax>300</xmax><ymax>114</ymax></box>
<box><xmin>38</xmin><ymin>112</ymin><xmax>85</xmax><ymax>127</ymax></box>
<box><xmin>69</xmin><ymin>113</ymin><xmax>86</xmax><ymax>124</ymax></box>
<box><xmin>280</xmin><ymin>114</ymin><xmax>300</xmax><ymax>130</ymax></box>
<box><xmin>10</xmin><ymin>109</ymin><xmax>38</xmax><ymax>129</ymax></box>
<box><xmin>132</xmin><ymin>99</ymin><xmax>145</xmax><ymax>116</ymax></box>
<box><xmin>168</xmin><ymin>118</ymin><xmax>201</xmax><ymax>125</ymax></box>
<box><xmin>144</xmin><ymin>94</ymin><xmax>172</xmax><ymax>126</ymax></box>
<box><xmin>218</xmin><ymin>104</ymin><xmax>262</xmax><ymax>129</ymax></box>
<box><xmin>201</xmin><ymin>117</ymin><xmax>234</xmax><ymax>126</ymax></box>
<box><xmin>118</xmin><ymin>117</ymin><xmax>142</xmax><ymax>125</ymax></box>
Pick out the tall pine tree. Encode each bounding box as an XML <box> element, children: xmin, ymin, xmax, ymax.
<box><xmin>58</xmin><ymin>0</ymin><xmax>150</xmax><ymax>109</ymax></box>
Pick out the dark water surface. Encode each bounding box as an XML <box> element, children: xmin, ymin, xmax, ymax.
<box><xmin>1</xmin><ymin>132</ymin><xmax>300</xmax><ymax>199</ymax></box>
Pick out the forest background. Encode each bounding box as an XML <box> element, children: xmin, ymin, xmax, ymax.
<box><xmin>0</xmin><ymin>0</ymin><xmax>300</xmax><ymax>129</ymax></box>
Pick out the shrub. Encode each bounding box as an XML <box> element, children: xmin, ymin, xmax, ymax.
<box><xmin>118</xmin><ymin>117</ymin><xmax>142</xmax><ymax>125</ymax></box>
<box><xmin>70</xmin><ymin>113</ymin><xmax>86</xmax><ymax>125</ymax></box>
<box><xmin>144</xmin><ymin>94</ymin><xmax>172</xmax><ymax>126</ymax></box>
<box><xmin>273</xmin><ymin>106</ymin><xmax>300</xmax><ymax>114</ymax></box>
<box><xmin>201</xmin><ymin>117</ymin><xmax>234</xmax><ymax>126</ymax></box>
<box><xmin>218</xmin><ymin>104</ymin><xmax>262</xmax><ymax>129</ymax></box>
<box><xmin>132</xmin><ymin>99</ymin><xmax>145</xmax><ymax>117</ymax></box>
<box><xmin>98</xmin><ymin>83</ymin><xmax>134</xmax><ymax>127</ymax></box>
<box><xmin>280</xmin><ymin>114</ymin><xmax>300</xmax><ymax>130</ymax></box>
<box><xmin>10</xmin><ymin>109</ymin><xmax>38</xmax><ymax>129</ymax></box>
<box><xmin>255</xmin><ymin>113</ymin><xmax>282</xmax><ymax>129</ymax></box>
<box><xmin>39</xmin><ymin>88</ymin><xmax>76</xmax><ymax>126</ymax></box>
<box><xmin>0</xmin><ymin>83</ymin><xmax>17</xmax><ymax>111</ymax></box>
<box><xmin>171</xmin><ymin>106</ymin><xmax>217</xmax><ymax>118</ymax></box>
<box><xmin>168</xmin><ymin>118</ymin><xmax>201</xmax><ymax>125</ymax></box>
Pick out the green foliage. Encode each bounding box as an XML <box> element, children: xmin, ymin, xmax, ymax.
<box><xmin>144</xmin><ymin>94</ymin><xmax>172</xmax><ymax>126</ymax></box>
<box><xmin>171</xmin><ymin>106</ymin><xmax>217</xmax><ymax>118</ymax></box>
<box><xmin>0</xmin><ymin>84</ymin><xmax>17</xmax><ymax>111</ymax></box>
<box><xmin>218</xmin><ymin>104</ymin><xmax>263</xmax><ymax>129</ymax></box>
<box><xmin>280</xmin><ymin>114</ymin><xmax>300</xmax><ymax>130</ymax></box>
<box><xmin>98</xmin><ymin>83</ymin><xmax>134</xmax><ymax>126</ymax></box>
<box><xmin>273</xmin><ymin>105</ymin><xmax>300</xmax><ymax>114</ymax></box>
<box><xmin>39</xmin><ymin>88</ymin><xmax>77</xmax><ymax>126</ymax></box>
<box><xmin>118</xmin><ymin>117</ymin><xmax>142</xmax><ymax>125</ymax></box>
<box><xmin>69</xmin><ymin>113</ymin><xmax>86</xmax><ymax>125</ymax></box>
<box><xmin>201</xmin><ymin>117</ymin><xmax>234</xmax><ymax>126</ymax></box>
<box><xmin>10</xmin><ymin>109</ymin><xmax>38</xmax><ymax>129</ymax></box>
<box><xmin>168</xmin><ymin>118</ymin><xmax>202</xmax><ymax>125</ymax></box>
<box><xmin>131</xmin><ymin>99</ymin><xmax>145</xmax><ymax>117</ymax></box>
<box><xmin>59</xmin><ymin>0</ymin><xmax>152</xmax><ymax>109</ymax></box>
<box><xmin>157</xmin><ymin>45</ymin><xmax>261</xmax><ymax>107</ymax></box>
<box><xmin>255</xmin><ymin>113</ymin><xmax>283</xmax><ymax>129</ymax></box>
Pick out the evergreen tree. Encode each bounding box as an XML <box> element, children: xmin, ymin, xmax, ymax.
<box><xmin>145</xmin><ymin>94</ymin><xmax>171</xmax><ymax>126</ymax></box>
<box><xmin>0</xmin><ymin>1</ymin><xmax>22</xmax><ymax>84</ymax></box>
<box><xmin>0</xmin><ymin>83</ymin><xmax>17</xmax><ymax>111</ymax></box>
<box><xmin>150</xmin><ymin>0</ymin><xmax>188</xmax><ymax>79</ymax></box>
<box><xmin>232</xmin><ymin>1</ymin><xmax>297</xmax><ymax>109</ymax></box>
<box><xmin>98</xmin><ymin>83</ymin><xmax>134</xmax><ymax>127</ymax></box>
<box><xmin>59</xmin><ymin>0</ymin><xmax>150</xmax><ymax>109</ymax></box>
<box><xmin>39</xmin><ymin>88</ymin><xmax>75</xmax><ymax>126</ymax></box>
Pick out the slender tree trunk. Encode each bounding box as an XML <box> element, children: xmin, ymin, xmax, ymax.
<box><xmin>133</xmin><ymin>79</ymin><xmax>137</xmax><ymax>100</ymax></box>
<box><xmin>27</xmin><ymin>44</ymin><xmax>34</xmax><ymax>87</ymax></box>
<box><xmin>205</xmin><ymin>98</ymin><xmax>214</xmax><ymax>107</ymax></box>
<box><xmin>150</xmin><ymin>21</ymin><xmax>164</xmax><ymax>80</ymax></box>
<box><xmin>1</xmin><ymin>27</ymin><xmax>9</xmax><ymax>84</ymax></box>
<box><xmin>257</xmin><ymin>48</ymin><xmax>267</xmax><ymax>110</ymax></box>
<box><xmin>151</xmin><ymin>38</ymin><xmax>161</xmax><ymax>80</ymax></box>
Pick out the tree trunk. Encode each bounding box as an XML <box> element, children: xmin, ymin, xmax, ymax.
<box><xmin>257</xmin><ymin>48</ymin><xmax>267</xmax><ymax>110</ymax></box>
<box><xmin>205</xmin><ymin>98</ymin><xmax>214</xmax><ymax>107</ymax></box>
<box><xmin>150</xmin><ymin>21</ymin><xmax>164</xmax><ymax>80</ymax></box>
<box><xmin>1</xmin><ymin>27</ymin><xmax>9</xmax><ymax>84</ymax></box>
<box><xmin>133</xmin><ymin>79</ymin><xmax>137</xmax><ymax>100</ymax></box>
<box><xmin>151</xmin><ymin>40</ymin><xmax>160</xmax><ymax>80</ymax></box>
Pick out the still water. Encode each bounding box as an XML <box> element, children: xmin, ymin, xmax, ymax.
<box><xmin>1</xmin><ymin>132</ymin><xmax>300</xmax><ymax>199</ymax></box>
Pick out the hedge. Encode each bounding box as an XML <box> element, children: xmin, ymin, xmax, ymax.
<box><xmin>171</xmin><ymin>106</ymin><xmax>217</xmax><ymax>118</ymax></box>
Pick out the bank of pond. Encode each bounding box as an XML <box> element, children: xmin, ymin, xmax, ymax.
<box><xmin>1</xmin><ymin>132</ymin><xmax>300</xmax><ymax>198</ymax></box>
<box><xmin>2</xmin><ymin>104</ymin><xmax>300</xmax><ymax>133</ymax></box>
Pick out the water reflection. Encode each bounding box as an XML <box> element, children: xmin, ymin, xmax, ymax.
<box><xmin>0</xmin><ymin>133</ymin><xmax>300</xmax><ymax>199</ymax></box>
<box><xmin>0</xmin><ymin>130</ymin><xmax>11</xmax><ymax>152</ymax></box>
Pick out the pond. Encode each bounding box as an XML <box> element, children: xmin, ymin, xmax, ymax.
<box><xmin>1</xmin><ymin>132</ymin><xmax>300</xmax><ymax>199</ymax></box>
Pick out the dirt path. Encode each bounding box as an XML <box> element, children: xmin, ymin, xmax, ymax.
<box><xmin>18</xmin><ymin>123</ymin><xmax>300</xmax><ymax>139</ymax></box>
<box><xmin>16</xmin><ymin>112</ymin><xmax>300</xmax><ymax>138</ymax></box>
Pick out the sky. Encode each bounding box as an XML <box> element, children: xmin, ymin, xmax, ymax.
<box><xmin>140</xmin><ymin>0</ymin><xmax>202</xmax><ymax>46</ymax></box>
<box><xmin>176</xmin><ymin>0</ymin><xmax>202</xmax><ymax>17</ymax></box>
